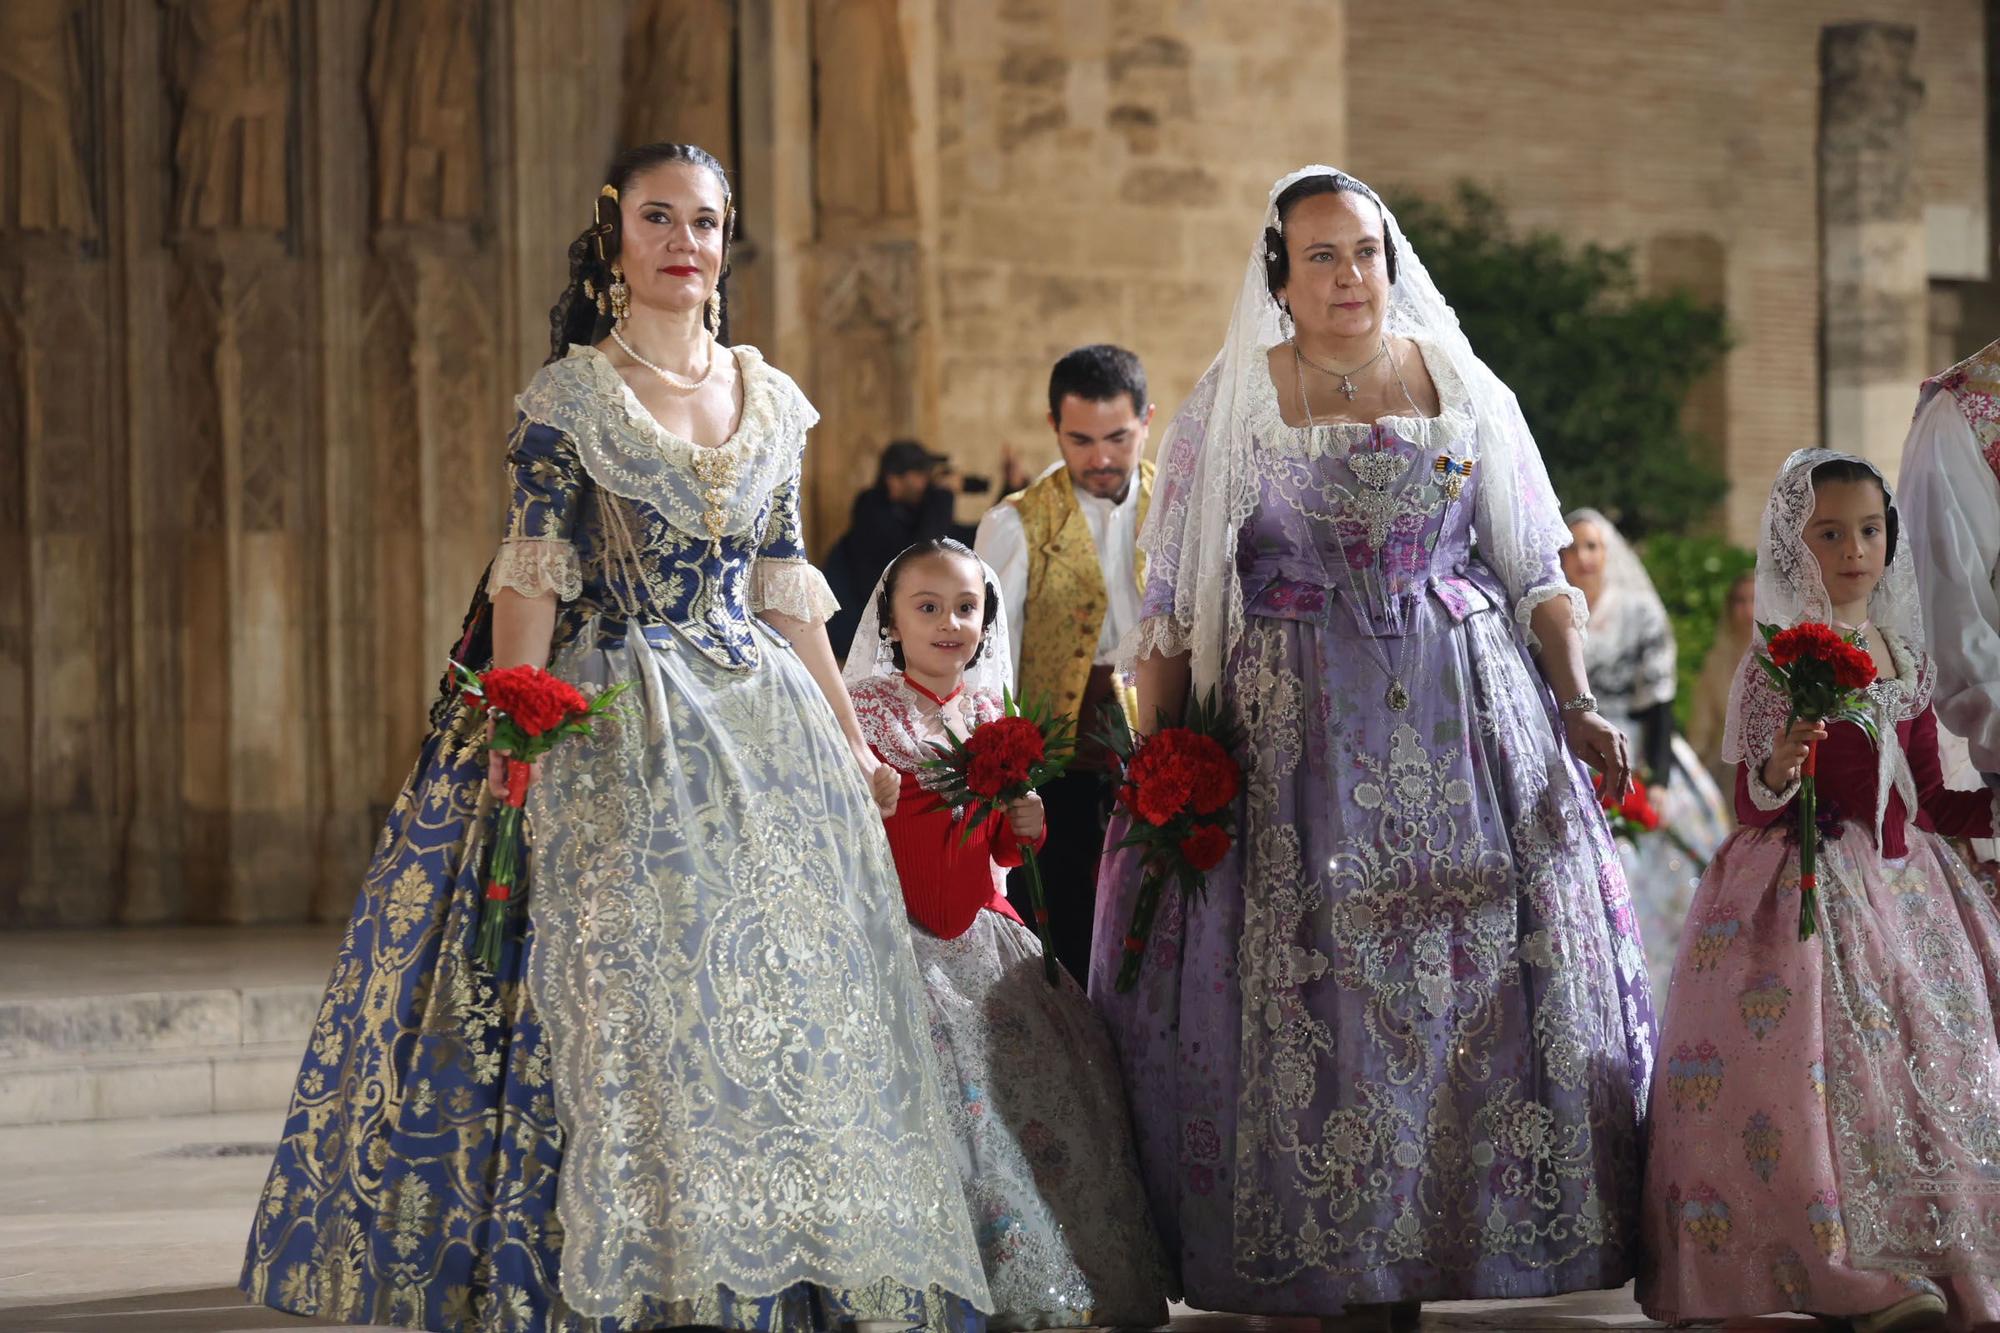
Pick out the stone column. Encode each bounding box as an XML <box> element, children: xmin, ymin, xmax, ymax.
<box><xmin>804</xmin><ymin>0</ymin><xmax>937</xmax><ymax>557</ymax></box>
<box><xmin>159</xmin><ymin>0</ymin><xmax>320</xmax><ymax>923</ymax></box>
<box><xmin>731</xmin><ymin>0</ymin><xmax>813</xmax><ymax>366</ymax></box>
<box><xmin>0</xmin><ymin>0</ymin><xmax>127</xmax><ymax>926</ymax></box>
<box><xmin>1820</xmin><ymin>22</ymin><xmax>1927</xmax><ymax>476</ymax></box>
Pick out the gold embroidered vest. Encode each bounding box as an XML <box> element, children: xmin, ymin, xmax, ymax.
<box><xmin>1010</xmin><ymin>460</ymin><xmax>1154</xmax><ymax>728</ymax></box>
<box><xmin>1925</xmin><ymin>338</ymin><xmax>2000</xmax><ymax>487</ymax></box>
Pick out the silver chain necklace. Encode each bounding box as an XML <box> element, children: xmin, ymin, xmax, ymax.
<box><xmin>1292</xmin><ymin>336</ymin><xmax>1388</xmax><ymax>401</ymax></box>
<box><xmin>611</xmin><ymin>324</ymin><xmax>715</xmax><ymax>394</ymax></box>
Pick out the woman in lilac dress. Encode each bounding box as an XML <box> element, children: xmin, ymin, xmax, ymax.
<box><xmin>1089</xmin><ymin>166</ymin><xmax>1655</xmax><ymax>1331</ymax></box>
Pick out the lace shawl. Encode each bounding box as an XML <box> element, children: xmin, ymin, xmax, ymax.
<box><xmin>1121</xmin><ymin>165</ymin><xmax>1584</xmax><ymax>690</ymax></box>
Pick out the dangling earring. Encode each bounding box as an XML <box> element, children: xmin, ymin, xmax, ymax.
<box><xmin>1277</xmin><ymin>299</ymin><xmax>1294</xmax><ymax>338</ymax></box>
<box><xmin>608</xmin><ymin>264</ymin><xmax>630</xmax><ymax>322</ymax></box>
<box><xmin>707</xmin><ymin>286</ymin><xmax>722</xmax><ymax>333</ymax></box>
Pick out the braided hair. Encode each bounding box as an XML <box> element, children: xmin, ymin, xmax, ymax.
<box><xmin>546</xmin><ymin>142</ymin><xmax>735</xmax><ymax>364</ymax></box>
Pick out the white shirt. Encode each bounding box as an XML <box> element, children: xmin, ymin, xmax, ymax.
<box><xmin>974</xmin><ymin>461</ymin><xmax>1144</xmax><ymax>682</ymax></box>
<box><xmin>1898</xmin><ymin>389</ymin><xmax>2000</xmax><ymax>775</ymax></box>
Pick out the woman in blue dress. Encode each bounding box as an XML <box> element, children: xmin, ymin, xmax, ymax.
<box><xmin>240</xmin><ymin>143</ymin><xmax>991</xmax><ymax>1332</ymax></box>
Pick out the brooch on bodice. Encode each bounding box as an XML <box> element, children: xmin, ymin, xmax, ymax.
<box><xmin>689</xmin><ymin>446</ymin><xmax>740</xmax><ymax>556</ymax></box>
<box><xmin>1432</xmin><ymin>453</ymin><xmax>1476</xmax><ymax>501</ymax></box>
<box><xmin>1340</xmin><ymin>451</ymin><xmax>1418</xmax><ymax>552</ymax></box>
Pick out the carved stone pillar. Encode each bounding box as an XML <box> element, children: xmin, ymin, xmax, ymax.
<box><xmin>805</xmin><ymin>0</ymin><xmax>936</xmax><ymax>557</ymax></box>
<box><xmin>0</xmin><ymin>1</ymin><xmax>123</xmax><ymax>926</ymax></box>
<box><xmin>0</xmin><ymin>249</ymin><xmax>123</xmax><ymax>925</ymax></box>
<box><xmin>359</xmin><ymin>236</ymin><xmax>502</xmax><ymax>803</ymax></box>
<box><xmin>621</xmin><ymin>0</ymin><xmax>735</xmax><ymax>159</ymax></box>
<box><xmin>361</xmin><ymin>0</ymin><xmax>500</xmax><ymax>807</ymax></box>
<box><xmin>1820</xmin><ymin>22</ymin><xmax>1927</xmax><ymax>476</ymax></box>
<box><xmin>158</xmin><ymin>0</ymin><xmax>318</xmax><ymax>923</ymax></box>
<box><xmin>167</xmin><ymin>235</ymin><xmax>319</xmax><ymax>922</ymax></box>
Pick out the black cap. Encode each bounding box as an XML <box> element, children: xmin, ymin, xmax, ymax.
<box><xmin>879</xmin><ymin>439</ymin><xmax>943</xmax><ymax>478</ymax></box>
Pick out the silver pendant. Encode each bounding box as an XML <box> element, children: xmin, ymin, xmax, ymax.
<box><xmin>1387</xmin><ymin>680</ymin><xmax>1410</xmax><ymax>711</ymax></box>
<box><xmin>1339</xmin><ymin>375</ymin><xmax>1358</xmax><ymax>400</ymax></box>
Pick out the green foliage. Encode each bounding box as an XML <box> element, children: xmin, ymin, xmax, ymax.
<box><xmin>1636</xmin><ymin>532</ymin><xmax>1755</xmax><ymax>730</ymax></box>
<box><xmin>1390</xmin><ymin>183</ymin><xmax>1732</xmax><ymax>540</ymax></box>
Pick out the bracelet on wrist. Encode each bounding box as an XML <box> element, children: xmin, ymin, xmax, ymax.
<box><xmin>1559</xmin><ymin>692</ymin><xmax>1598</xmax><ymax>715</ymax></box>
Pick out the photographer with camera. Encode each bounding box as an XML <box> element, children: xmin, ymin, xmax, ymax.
<box><xmin>826</xmin><ymin>440</ymin><xmax>981</xmax><ymax>660</ymax></box>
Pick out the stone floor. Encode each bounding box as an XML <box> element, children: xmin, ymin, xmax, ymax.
<box><xmin>0</xmin><ymin>931</ymin><xmax>1818</xmax><ymax>1333</ymax></box>
<box><xmin>0</xmin><ymin>1112</ymin><xmax>1820</xmax><ymax>1333</ymax></box>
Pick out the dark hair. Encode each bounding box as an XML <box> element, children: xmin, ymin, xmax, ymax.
<box><xmin>546</xmin><ymin>143</ymin><xmax>734</xmax><ymax>364</ymax></box>
<box><xmin>1263</xmin><ymin>172</ymin><xmax>1399</xmax><ymax>302</ymax></box>
<box><xmin>1048</xmin><ymin>344</ymin><xmax>1148</xmax><ymax>423</ymax></box>
<box><xmin>878</xmin><ymin>439</ymin><xmax>941</xmax><ymax>486</ymax></box>
<box><xmin>876</xmin><ymin>538</ymin><xmax>999</xmax><ymax>671</ymax></box>
<box><xmin>1808</xmin><ymin>457</ymin><xmax>1898</xmax><ymax>565</ymax></box>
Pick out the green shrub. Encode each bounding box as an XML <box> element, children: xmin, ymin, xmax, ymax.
<box><xmin>1391</xmin><ymin>183</ymin><xmax>1732</xmax><ymax>541</ymax></box>
<box><xmin>1638</xmin><ymin>532</ymin><xmax>1756</xmax><ymax>729</ymax></box>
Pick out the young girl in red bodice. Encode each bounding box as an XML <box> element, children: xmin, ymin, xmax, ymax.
<box><xmin>1639</xmin><ymin>452</ymin><xmax>2000</xmax><ymax>1333</ymax></box>
<box><xmin>844</xmin><ymin>538</ymin><xmax>1169</xmax><ymax>1331</ymax></box>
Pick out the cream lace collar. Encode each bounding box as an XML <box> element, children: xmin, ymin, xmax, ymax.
<box><xmin>516</xmin><ymin>342</ymin><xmax>818</xmax><ymax>537</ymax></box>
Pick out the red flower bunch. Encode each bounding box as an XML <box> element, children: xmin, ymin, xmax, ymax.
<box><xmin>1595</xmin><ymin>770</ymin><xmax>1662</xmax><ymax>837</ymax></box>
<box><xmin>926</xmin><ymin>688</ymin><xmax>1075</xmax><ymax>985</ymax></box>
<box><xmin>465</xmin><ymin>664</ymin><xmax>589</xmax><ymax>737</ymax></box>
<box><xmin>1099</xmin><ymin>688</ymin><xmax>1245</xmax><ymax>993</ymax></box>
<box><xmin>1768</xmin><ymin>623</ymin><xmax>1876</xmax><ymax>691</ymax></box>
<box><xmin>1122</xmin><ymin>729</ymin><xmax>1240</xmax><ymax>827</ymax></box>
<box><xmin>455</xmin><ymin>661</ymin><xmax>633</xmax><ymax>970</ymax></box>
<box><xmin>1751</xmin><ymin>620</ymin><xmax>1880</xmax><ymax>940</ymax></box>
<box><xmin>964</xmin><ymin>716</ymin><xmax>1047</xmax><ymax>799</ymax></box>
<box><xmin>1178</xmin><ymin>824</ymin><xmax>1233</xmax><ymax>872</ymax></box>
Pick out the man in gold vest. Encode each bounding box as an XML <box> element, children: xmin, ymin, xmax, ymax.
<box><xmin>975</xmin><ymin>344</ymin><xmax>1155</xmax><ymax>983</ymax></box>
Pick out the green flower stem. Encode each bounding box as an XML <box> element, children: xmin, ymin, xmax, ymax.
<box><xmin>476</xmin><ymin>803</ymin><xmax>524</xmax><ymax>972</ymax></box>
<box><xmin>1798</xmin><ymin>739</ymin><xmax>1820</xmax><ymax>943</ymax></box>
<box><xmin>1021</xmin><ymin>842</ymin><xmax>1058</xmax><ymax>987</ymax></box>
<box><xmin>1115</xmin><ymin>868</ymin><xmax>1166</xmax><ymax>994</ymax></box>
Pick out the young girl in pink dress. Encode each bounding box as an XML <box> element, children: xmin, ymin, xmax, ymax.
<box><xmin>1639</xmin><ymin>450</ymin><xmax>2000</xmax><ymax>1333</ymax></box>
<box><xmin>843</xmin><ymin>538</ymin><xmax>1170</xmax><ymax>1331</ymax></box>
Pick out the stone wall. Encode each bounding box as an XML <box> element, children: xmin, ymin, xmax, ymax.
<box><xmin>920</xmin><ymin>1</ymin><xmax>1349</xmax><ymax>529</ymax></box>
<box><xmin>1343</xmin><ymin>0</ymin><xmax>1985</xmax><ymax>543</ymax></box>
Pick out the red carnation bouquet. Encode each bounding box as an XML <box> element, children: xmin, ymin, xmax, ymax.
<box><xmin>1593</xmin><ymin>769</ymin><xmax>1712</xmax><ymax>876</ymax></box>
<box><xmin>1099</xmin><ymin>688</ymin><xmax>1245</xmax><ymax>993</ymax></box>
<box><xmin>1595</xmin><ymin>770</ymin><xmax>1663</xmax><ymax>840</ymax></box>
<box><xmin>454</xmin><ymin>661</ymin><xmax>633</xmax><ymax>970</ymax></box>
<box><xmin>925</xmin><ymin>688</ymin><xmax>1075</xmax><ymax>985</ymax></box>
<box><xmin>1751</xmin><ymin>621</ymin><xmax>1878</xmax><ymax>940</ymax></box>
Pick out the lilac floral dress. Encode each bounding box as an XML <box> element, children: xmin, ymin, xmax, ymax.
<box><xmin>1089</xmin><ymin>341</ymin><xmax>1655</xmax><ymax>1313</ymax></box>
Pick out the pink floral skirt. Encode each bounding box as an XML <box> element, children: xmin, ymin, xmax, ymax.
<box><xmin>1639</xmin><ymin>824</ymin><xmax>2000</xmax><ymax>1329</ymax></box>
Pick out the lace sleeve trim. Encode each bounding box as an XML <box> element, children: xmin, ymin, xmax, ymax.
<box><xmin>491</xmin><ymin>537</ymin><xmax>582</xmax><ymax>601</ymax></box>
<box><xmin>1515</xmin><ymin>582</ymin><xmax>1587</xmax><ymax>652</ymax></box>
<box><xmin>1115</xmin><ymin>614</ymin><xmax>1195</xmax><ymax>675</ymax></box>
<box><xmin>1744</xmin><ymin>764</ymin><xmax>1800</xmax><ymax>812</ymax></box>
<box><xmin>750</xmin><ymin>557</ymin><xmax>839</xmax><ymax>625</ymax></box>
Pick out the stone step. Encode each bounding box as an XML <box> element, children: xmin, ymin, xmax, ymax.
<box><xmin>0</xmin><ymin>983</ymin><xmax>321</xmax><ymax>1061</ymax></box>
<box><xmin>0</xmin><ymin>1040</ymin><xmax>304</xmax><ymax>1127</ymax></box>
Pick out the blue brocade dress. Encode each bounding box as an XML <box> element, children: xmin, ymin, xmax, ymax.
<box><xmin>241</xmin><ymin>345</ymin><xmax>991</xmax><ymax>1332</ymax></box>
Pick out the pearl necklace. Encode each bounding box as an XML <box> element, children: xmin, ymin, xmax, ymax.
<box><xmin>611</xmin><ymin>324</ymin><xmax>714</xmax><ymax>394</ymax></box>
